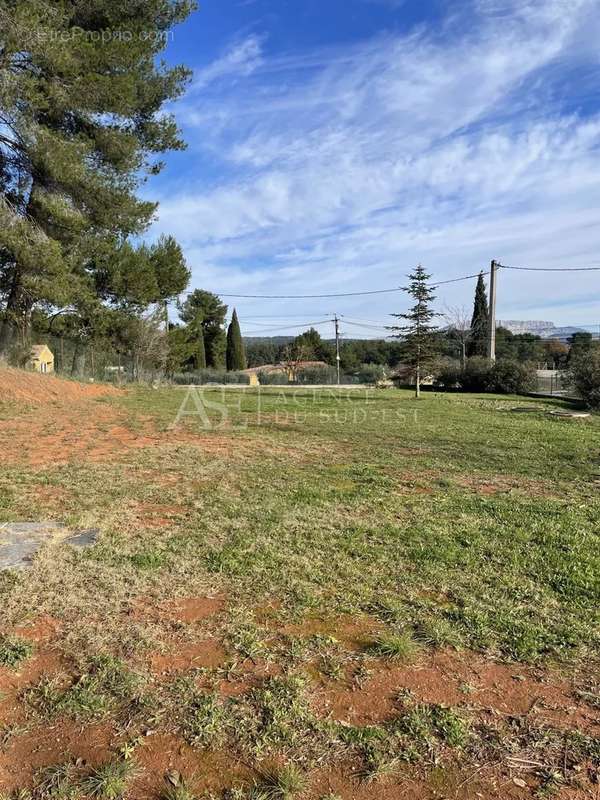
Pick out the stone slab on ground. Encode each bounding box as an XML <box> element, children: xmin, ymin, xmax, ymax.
<box><xmin>0</xmin><ymin>521</ymin><xmax>99</xmax><ymax>570</ymax></box>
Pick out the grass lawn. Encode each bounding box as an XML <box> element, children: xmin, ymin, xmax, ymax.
<box><xmin>0</xmin><ymin>382</ymin><xmax>599</xmax><ymax>799</ymax></box>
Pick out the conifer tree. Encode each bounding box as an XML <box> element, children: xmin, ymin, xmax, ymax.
<box><xmin>226</xmin><ymin>309</ymin><xmax>247</xmax><ymax>371</ymax></box>
<box><xmin>468</xmin><ymin>273</ymin><xmax>489</xmax><ymax>357</ymax></box>
<box><xmin>0</xmin><ymin>0</ymin><xmax>195</xmax><ymax>351</ymax></box>
<box><xmin>179</xmin><ymin>290</ymin><xmax>227</xmax><ymax>369</ymax></box>
<box><xmin>390</xmin><ymin>264</ymin><xmax>438</xmax><ymax>398</ymax></box>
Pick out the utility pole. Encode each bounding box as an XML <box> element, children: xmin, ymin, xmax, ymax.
<box><xmin>487</xmin><ymin>260</ymin><xmax>499</xmax><ymax>363</ymax></box>
<box><xmin>334</xmin><ymin>315</ymin><xmax>341</xmax><ymax>386</ymax></box>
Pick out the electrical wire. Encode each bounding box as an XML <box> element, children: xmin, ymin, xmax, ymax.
<box><xmin>178</xmin><ymin>263</ymin><xmax>600</xmax><ymax>303</ymax></box>
<box><xmin>241</xmin><ymin>319</ymin><xmax>334</xmax><ymax>335</ymax></box>
<box><xmin>501</xmin><ymin>264</ymin><xmax>600</xmax><ymax>272</ymax></box>
<box><xmin>201</xmin><ymin>269</ymin><xmax>490</xmax><ymax>300</ymax></box>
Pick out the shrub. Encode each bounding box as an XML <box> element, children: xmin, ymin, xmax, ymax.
<box><xmin>487</xmin><ymin>359</ymin><xmax>536</xmax><ymax>394</ymax></box>
<box><xmin>171</xmin><ymin>370</ymin><xmax>250</xmax><ymax>385</ymax></box>
<box><xmin>460</xmin><ymin>357</ymin><xmax>491</xmax><ymax>392</ymax></box>
<box><xmin>435</xmin><ymin>358</ymin><xmax>537</xmax><ymax>395</ymax></box>
<box><xmin>257</xmin><ymin>370</ymin><xmax>289</xmax><ymax>385</ymax></box>
<box><xmin>296</xmin><ymin>365</ymin><xmax>338</xmax><ymax>385</ymax></box>
<box><xmin>433</xmin><ymin>359</ymin><xmax>462</xmax><ymax>390</ymax></box>
<box><xmin>356</xmin><ymin>363</ymin><xmax>386</xmax><ymax>384</ymax></box>
<box><xmin>567</xmin><ymin>349</ymin><xmax>600</xmax><ymax>409</ymax></box>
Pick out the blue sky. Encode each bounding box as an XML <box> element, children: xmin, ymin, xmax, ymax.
<box><xmin>149</xmin><ymin>0</ymin><xmax>600</xmax><ymax>337</ymax></box>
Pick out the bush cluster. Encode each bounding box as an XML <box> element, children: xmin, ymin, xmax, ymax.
<box><xmin>434</xmin><ymin>357</ymin><xmax>537</xmax><ymax>395</ymax></box>
<box><xmin>171</xmin><ymin>370</ymin><xmax>250</xmax><ymax>385</ymax></box>
<box><xmin>567</xmin><ymin>350</ymin><xmax>600</xmax><ymax>409</ymax></box>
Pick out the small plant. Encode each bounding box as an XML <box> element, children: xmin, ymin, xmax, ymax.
<box><xmin>174</xmin><ymin>682</ymin><xmax>229</xmax><ymax>748</ymax></box>
<box><xmin>82</xmin><ymin>760</ymin><xmax>137</xmax><ymax>799</ymax></box>
<box><xmin>368</xmin><ymin>632</ymin><xmax>419</xmax><ymax>661</ymax></box>
<box><xmin>161</xmin><ymin>773</ymin><xmax>197</xmax><ymax>800</ymax></box>
<box><xmin>360</xmin><ymin>752</ymin><xmax>400</xmax><ymax>783</ymax></box>
<box><xmin>33</xmin><ymin>762</ymin><xmax>80</xmax><ymax>799</ymax></box>
<box><xmin>250</xmin><ymin>765</ymin><xmax>305</xmax><ymax>800</ymax></box>
<box><xmin>0</xmin><ymin>636</ymin><xmax>33</xmax><ymax>669</ymax></box>
<box><xmin>25</xmin><ymin>656</ymin><xmax>141</xmax><ymax>721</ymax></box>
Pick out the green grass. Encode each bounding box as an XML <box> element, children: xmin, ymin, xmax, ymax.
<box><xmin>81</xmin><ymin>760</ymin><xmax>137</xmax><ymax>799</ymax></box>
<box><xmin>368</xmin><ymin>632</ymin><xmax>420</xmax><ymax>661</ymax></box>
<box><xmin>24</xmin><ymin>655</ymin><xmax>142</xmax><ymax>721</ymax></box>
<box><xmin>249</xmin><ymin>765</ymin><xmax>305</xmax><ymax>800</ymax></box>
<box><xmin>1</xmin><ymin>386</ymin><xmax>599</xmax><ymax>796</ymax></box>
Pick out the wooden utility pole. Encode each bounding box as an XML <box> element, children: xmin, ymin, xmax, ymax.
<box><xmin>487</xmin><ymin>260</ymin><xmax>499</xmax><ymax>363</ymax></box>
<box><xmin>334</xmin><ymin>315</ymin><xmax>341</xmax><ymax>386</ymax></box>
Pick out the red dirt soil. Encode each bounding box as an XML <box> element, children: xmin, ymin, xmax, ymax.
<box><xmin>0</xmin><ymin>366</ymin><xmax>118</xmax><ymax>406</ymax></box>
<box><xmin>0</xmin><ymin>720</ymin><xmax>115</xmax><ymax>794</ymax></box>
<box><xmin>311</xmin><ymin>648</ymin><xmax>600</xmax><ymax>733</ymax></box>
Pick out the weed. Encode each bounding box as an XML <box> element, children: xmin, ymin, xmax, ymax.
<box><xmin>160</xmin><ymin>775</ymin><xmax>197</xmax><ymax>800</ymax></box>
<box><xmin>33</xmin><ymin>762</ymin><xmax>80</xmax><ymax>799</ymax></box>
<box><xmin>368</xmin><ymin>632</ymin><xmax>420</xmax><ymax>661</ymax></box>
<box><xmin>82</xmin><ymin>760</ymin><xmax>137</xmax><ymax>799</ymax></box>
<box><xmin>250</xmin><ymin>765</ymin><xmax>305</xmax><ymax>800</ymax></box>
<box><xmin>129</xmin><ymin>550</ymin><xmax>166</xmax><ymax>570</ymax></box>
<box><xmin>226</xmin><ymin>614</ymin><xmax>267</xmax><ymax>662</ymax></box>
<box><xmin>24</xmin><ymin>656</ymin><xmax>141</xmax><ymax>721</ymax></box>
<box><xmin>0</xmin><ymin>636</ymin><xmax>32</xmax><ymax>669</ymax></box>
<box><xmin>173</xmin><ymin>680</ymin><xmax>229</xmax><ymax>748</ymax></box>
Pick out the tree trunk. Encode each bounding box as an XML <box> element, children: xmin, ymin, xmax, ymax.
<box><xmin>71</xmin><ymin>342</ymin><xmax>86</xmax><ymax>377</ymax></box>
<box><xmin>0</xmin><ymin>265</ymin><xmax>23</xmax><ymax>354</ymax></box>
<box><xmin>415</xmin><ymin>365</ymin><xmax>421</xmax><ymax>399</ymax></box>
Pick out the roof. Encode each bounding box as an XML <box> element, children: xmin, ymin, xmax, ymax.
<box><xmin>30</xmin><ymin>344</ymin><xmax>53</xmax><ymax>358</ymax></box>
<box><xmin>244</xmin><ymin>360</ymin><xmax>330</xmax><ymax>375</ymax></box>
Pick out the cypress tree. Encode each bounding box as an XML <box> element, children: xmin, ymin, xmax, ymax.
<box><xmin>226</xmin><ymin>309</ymin><xmax>247</xmax><ymax>371</ymax></box>
<box><xmin>468</xmin><ymin>272</ymin><xmax>489</xmax><ymax>357</ymax></box>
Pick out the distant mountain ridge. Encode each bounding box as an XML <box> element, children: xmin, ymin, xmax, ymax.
<box><xmin>498</xmin><ymin>320</ymin><xmax>595</xmax><ymax>339</ymax></box>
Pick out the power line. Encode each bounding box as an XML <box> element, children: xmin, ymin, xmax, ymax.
<box><xmin>501</xmin><ymin>264</ymin><xmax>600</xmax><ymax>272</ymax></box>
<box><xmin>215</xmin><ymin>288</ymin><xmax>402</xmax><ymax>299</ymax></box>
<box><xmin>241</xmin><ymin>319</ymin><xmax>334</xmax><ymax>335</ymax></box>
<box><xmin>202</xmin><ymin>269</ymin><xmax>488</xmax><ymax>300</ymax></box>
<box><xmin>178</xmin><ymin>262</ymin><xmax>598</xmax><ymax>308</ymax></box>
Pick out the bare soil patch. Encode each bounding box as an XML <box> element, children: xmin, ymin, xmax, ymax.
<box><xmin>280</xmin><ymin>614</ymin><xmax>384</xmax><ymax>652</ymax></box>
<box><xmin>0</xmin><ymin>366</ymin><xmax>118</xmax><ymax>406</ymax></box>
<box><xmin>149</xmin><ymin>638</ymin><xmax>227</xmax><ymax>675</ymax></box>
<box><xmin>311</xmin><ymin>649</ymin><xmax>600</xmax><ymax>733</ymax></box>
<box><xmin>131</xmin><ymin>734</ymin><xmax>252</xmax><ymax>799</ymax></box>
<box><xmin>0</xmin><ymin>720</ymin><xmax>114</xmax><ymax>793</ymax></box>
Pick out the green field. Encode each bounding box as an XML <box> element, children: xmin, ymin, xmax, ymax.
<box><xmin>1</xmin><ymin>386</ymin><xmax>599</xmax><ymax>799</ymax></box>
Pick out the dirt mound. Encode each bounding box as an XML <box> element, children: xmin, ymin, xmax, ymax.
<box><xmin>0</xmin><ymin>365</ymin><xmax>118</xmax><ymax>406</ymax></box>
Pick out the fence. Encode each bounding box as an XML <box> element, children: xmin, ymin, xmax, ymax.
<box><xmin>534</xmin><ymin>370</ymin><xmax>577</xmax><ymax>397</ymax></box>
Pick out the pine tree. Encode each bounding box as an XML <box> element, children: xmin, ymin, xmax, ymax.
<box><xmin>390</xmin><ymin>264</ymin><xmax>438</xmax><ymax>398</ymax></box>
<box><xmin>179</xmin><ymin>290</ymin><xmax>227</xmax><ymax>369</ymax></box>
<box><xmin>468</xmin><ymin>273</ymin><xmax>489</xmax><ymax>357</ymax></box>
<box><xmin>0</xmin><ymin>0</ymin><xmax>195</xmax><ymax>352</ymax></box>
<box><xmin>226</xmin><ymin>309</ymin><xmax>247</xmax><ymax>371</ymax></box>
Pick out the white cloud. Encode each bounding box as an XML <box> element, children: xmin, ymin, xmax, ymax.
<box><xmin>192</xmin><ymin>35</ymin><xmax>265</xmax><ymax>91</ymax></box>
<box><xmin>153</xmin><ymin>0</ymin><xmax>600</xmax><ymax>331</ymax></box>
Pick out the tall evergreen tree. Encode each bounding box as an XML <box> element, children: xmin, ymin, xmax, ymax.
<box><xmin>178</xmin><ymin>290</ymin><xmax>227</xmax><ymax>369</ymax></box>
<box><xmin>390</xmin><ymin>264</ymin><xmax>438</xmax><ymax>398</ymax></box>
<box><xmin>226</xmin><ymin>309</ymin><xmax>246</xmax><ymax>371</ymax></box>
<box><xmin>468</xmin><ymin>272</ymin><xmax>489</xmax><ymax>357</ymax></box>
<box><xmin>0</xmin><ymin>0</ymin><xmax>195</xmax><ymax>352</ymax></box>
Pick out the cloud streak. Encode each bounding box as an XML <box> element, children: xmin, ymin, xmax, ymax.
<box><xmin>153</xmin><ymin>0</ymin><xmax>600</xmax><ymax>330</ymax></box>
